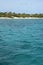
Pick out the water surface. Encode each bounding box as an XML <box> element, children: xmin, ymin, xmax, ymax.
<box><xmin>0</xmin><ymin>19</ymin><xmax>43</xmax><ymax>65</ymax></box>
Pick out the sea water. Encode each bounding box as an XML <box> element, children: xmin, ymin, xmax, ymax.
<box><xmin>0</xmin><ymin>19</ymin><xmax>43</xmax><ymax>65</ymax></box>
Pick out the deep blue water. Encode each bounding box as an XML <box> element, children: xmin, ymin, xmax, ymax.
<box><xmin>0</xmin><ymin>19</ymin><xmax>43</xmax><ymax>65</ymax></box>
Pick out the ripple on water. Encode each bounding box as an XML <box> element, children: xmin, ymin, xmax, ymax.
<box><xmin>0</xmin><ymin>19</ymin><xmax>43</xmax><ymax>65</ymax></box>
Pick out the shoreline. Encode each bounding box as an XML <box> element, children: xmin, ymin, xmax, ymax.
<box><xmin>0</xmin><ymin>17</ymin><xmax>43</xmax><ymax>19</ymax></box>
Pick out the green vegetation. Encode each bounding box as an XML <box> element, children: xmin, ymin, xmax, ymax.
<box><xmin>0</xmin><ymin>12</ymin><xmax>43</xmax><ymax>18</ymax></box>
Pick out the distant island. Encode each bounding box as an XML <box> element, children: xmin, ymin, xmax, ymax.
<box><xmin>0</xmin><ymin>12</ymin><xmax>43</xmax><ymax>18</ymax></box>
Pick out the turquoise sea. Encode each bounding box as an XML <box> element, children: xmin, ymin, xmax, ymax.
<box><xmin>0</xmin><ymin>19</ymin><xmax>43</xmax><ymax>65</ymax></box>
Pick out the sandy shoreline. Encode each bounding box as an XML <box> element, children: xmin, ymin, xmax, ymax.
<box><xmin>0</xmin><ymin>17</ymin><xmax>43</xmax><ymax>19</ymax></box>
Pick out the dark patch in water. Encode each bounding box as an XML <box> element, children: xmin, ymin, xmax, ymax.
<box><xmin>0</xmin><ymin>38</ymin><xmax>4</xmax><ymax>42</ymax></box>
<box><xmin>15</xmin><ymin>40</ymin><xmax>31</xmax><ymax>43</ymax></box>
<box><xmin>0</xmin><ymin>62</ymin><xmax>11</xmax><ymax>65</ymax></box>
<box><xmin>20</xmin><ymin>44</ymin><xmax>32</xmax><ymax>49</ymax></box>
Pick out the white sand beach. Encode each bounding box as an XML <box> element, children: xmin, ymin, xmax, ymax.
<box><xmin>0</xmin><ymin>17</ymin><xmax>43</xmax><ymax>19</ymax></box>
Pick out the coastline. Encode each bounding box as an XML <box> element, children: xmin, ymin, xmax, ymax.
<box><xmin>0</xmin><ymin>17</ymin><xmax>43</xmax><ymax>19</ymax></box>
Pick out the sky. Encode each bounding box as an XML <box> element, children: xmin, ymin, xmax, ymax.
<box><xmin>0</xmin><ymin>0</ymin><xmax>43</xmax><ymax>14</ymax></box>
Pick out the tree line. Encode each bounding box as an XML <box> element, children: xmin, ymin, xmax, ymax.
<box><xmin>0</xmin><ymin>12</ymin><xmax>43</xmax><ymax>18</ymax></box>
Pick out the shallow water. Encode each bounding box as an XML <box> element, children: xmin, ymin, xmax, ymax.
<box><xmin>0</xmin><ymin>19</ymin><xmax>43</xmax><ymax>65</ymax></box>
